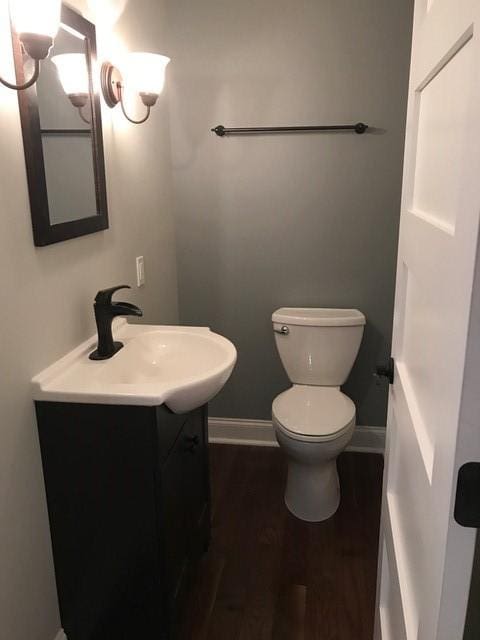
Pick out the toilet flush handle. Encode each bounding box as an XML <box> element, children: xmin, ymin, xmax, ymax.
<box><xmin>274</xmin><ymin>325</ymin><xmax>290</xmax><ymax>335</ymax></box>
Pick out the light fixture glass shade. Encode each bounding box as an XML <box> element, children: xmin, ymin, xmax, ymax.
<box><xmin>122</xmin><ymin>52</ymin><xmax>170</xmax><ymax>96</ymax></box>
<box><xmin>9</xmin><ymin>0</ymin><xmax>61</xmax><ymax>38</ymax></box>
<box><xmin>52</xmin><ymin>54</ymin><xmax>89</xmax><ymax>96</ymax></box>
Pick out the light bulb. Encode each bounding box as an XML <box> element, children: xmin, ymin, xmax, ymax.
<box><xmin>122</xmin><ymin>52</ymin><xmax>170</xmax><ymax>98</ymax></box>
<box><xmin>52</xmin><ymin>53</ymin><xmax>89</xmax><ymax>97</ymax></box>
<box><xmin>10</xmin><ymin>0</ymin><xmax>61</xmax><ymax>39</ymax></box>
<box><xmin>9</xmin><ymin>0</ymin><xmax>61</xmax><ymax>60</ymax></box>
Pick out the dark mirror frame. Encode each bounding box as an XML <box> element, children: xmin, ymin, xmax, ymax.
<box><xmin>13</xmin><ymin>5</ymin><xmax>109</xmax><ymax>247</ymax></box>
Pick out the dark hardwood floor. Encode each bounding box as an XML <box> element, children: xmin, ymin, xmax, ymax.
<box><xmin>179</xmin><ymin>445</ymin><xmax>383</xmax><ymax>640</ymax></box>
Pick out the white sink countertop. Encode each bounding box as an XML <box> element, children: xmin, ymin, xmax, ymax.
<box><xmin>32</xmin><ymin>320</ymin><xmax>237</xmax><ymax>413</ymax></box>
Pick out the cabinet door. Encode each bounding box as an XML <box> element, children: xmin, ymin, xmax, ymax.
<box><xmin>156</xmin><ymin>406</ymin><xmax>187</xmax><ymax>465</ymax></box>
<box><xmin>36</xmin><ymin>402</ymin><xmax>163</xmax><ymax>640</ymax></box>
<box><xmin>161</xmin><ymin>431</ymin><xmax>190</xmax><ymax>606</ymax></box>
<box><xmin>159</xmin><ymin>406</ymin><xmax>210</xmax><ymax>634</ymax></box>
<box><xmin>182</xmin><ymin>407</ymin><xmax>210</xmax><ymax>555</ymax></box>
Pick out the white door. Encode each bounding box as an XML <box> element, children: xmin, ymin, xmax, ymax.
<box><xmin>374</xmin><ymin>0</ymin><xmax>480</xmax><ymax>638</ymax></box>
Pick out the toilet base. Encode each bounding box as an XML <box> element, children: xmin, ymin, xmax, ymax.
<box><xmin>284</xmin><ymin>458</ymin><xmax>341</xmax><ymax>522</ymax></box>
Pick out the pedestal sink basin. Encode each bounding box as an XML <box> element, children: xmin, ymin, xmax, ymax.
<box><xmin>32</xmin><ymin>320</ymin><xmax>237</xmax><ymax>413</ymax></box>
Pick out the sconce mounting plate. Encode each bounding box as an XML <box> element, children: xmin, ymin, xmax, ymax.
<box><xmin>100</xmin><ymin>62</ymin><xmax>123</xmax><ymax>108</ymax></box>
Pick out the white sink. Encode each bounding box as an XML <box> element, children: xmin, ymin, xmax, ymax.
<box><xmin>32</xmin><ymin>320</ymin><xmax>237</xmax><ymax>413</ymax></box>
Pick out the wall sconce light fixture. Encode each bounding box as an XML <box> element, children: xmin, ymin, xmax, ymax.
<box><xmin>52</xmin><ymin>53</ymin><xmax>91</xmax><ymax>123</ymax></box>
<box><xmin>1</xmin><ymin>0</ymin><xmax>61</xmax><ymax>90</ymax></box>
<box><xmin>2</xmin><ymin>3</ymin><xmax>170</xmax><ymax>127</ymax></box>
<box><xmin>101</xmin><ymin>53</ymin><xmax>170</xmax><ymax>124</ymax></box>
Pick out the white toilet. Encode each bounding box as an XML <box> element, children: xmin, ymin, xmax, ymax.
<box><xmin>272</xmin><ymin>307</ymin><xmax>366</xmax><ymax>522</ymax></box>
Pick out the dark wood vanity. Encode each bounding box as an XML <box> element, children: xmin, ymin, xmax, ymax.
<box><xmin>35</xmin><ymin>401</ymin><xmax>210</xmax><ymax>640</ymax></box>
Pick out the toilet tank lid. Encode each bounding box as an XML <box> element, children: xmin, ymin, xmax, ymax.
<box><xmin>272</xmin><ymin>308</ymin><xmax>366</xmax><ymax>327</ymax></box>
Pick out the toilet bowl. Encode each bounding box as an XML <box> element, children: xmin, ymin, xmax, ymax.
<box><xmin>273</xmin><ymin>385</ymin><xmax>356</xmax><ymax>521</ymax></box>
<box><xmin>272</xmin><ymin>307</ymin><xmax>365</xmax><ymax>522</ymax></box>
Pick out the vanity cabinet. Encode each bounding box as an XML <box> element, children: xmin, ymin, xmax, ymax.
<box><xmin>35</xmin><ymin>401</ymin><xmax>210</xmax><ymax>640</ymax></box>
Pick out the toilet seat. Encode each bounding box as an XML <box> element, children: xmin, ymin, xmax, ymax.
<box><xmin>272</xmin><ymin>385</ymin><xmax>355</xmax><ymax>443</ymax></box>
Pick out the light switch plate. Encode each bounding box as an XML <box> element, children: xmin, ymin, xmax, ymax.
<box><xmin>136</xmin><ymin>256</ymin><xmax>145</xmax><ymax>287</ymax></box>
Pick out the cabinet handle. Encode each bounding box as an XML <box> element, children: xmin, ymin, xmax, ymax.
<box><xmin>185</xmin><ymin>434</ymin><xmax>200</xmax><ymax>453</ymax></box>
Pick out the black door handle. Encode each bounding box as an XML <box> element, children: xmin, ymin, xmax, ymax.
<box><xmin>375</xmin><ymin>357</ymin><xmax>394</xmax><ymax>385</ymax></box>
<box><xmin>455</xmin><ymin>463</ymin><xmax>480</xmax><ymax>527</ymax></box>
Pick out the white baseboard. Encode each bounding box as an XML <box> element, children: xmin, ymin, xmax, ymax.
<box><xmin>208</xmin><ymin>417</ymin><xmax>385</xmax><ymax>454</ymax></box>
<box><xmin>53</xmin><ymin>631</ymin><xmax>67</xmax><ymax>640</ymax></box>
<box><xmin>209</xmin><ymin>417</ymin><xmax>277</xmax><ymax>448</ymax></box>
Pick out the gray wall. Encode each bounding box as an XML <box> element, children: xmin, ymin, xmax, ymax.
<box><xmin>0</xmin><ymin>1</ymin><xmax>177</xmax><ymax>638</ymax></box>
<box><xmin>166</xmin><ymin>0</ymin><xmax>414</xmax><ymax>425</ymax></box>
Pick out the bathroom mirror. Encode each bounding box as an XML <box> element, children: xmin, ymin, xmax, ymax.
<box><xmin>13</xmin><ymin>5</ymin><xmax>108</xmax><ymax>246</ymax></box>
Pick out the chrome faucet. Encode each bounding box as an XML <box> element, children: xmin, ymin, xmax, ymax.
<box><xmin>89</xmin><ymin>285</ymin><xmax>143</xmax><ymax>360</ymax></box>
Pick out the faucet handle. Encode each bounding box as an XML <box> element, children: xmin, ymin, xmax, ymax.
<box><xmin>94</xmin><ymin>284</ymin><xmax>131</xmax><ymax>305</ymax></box>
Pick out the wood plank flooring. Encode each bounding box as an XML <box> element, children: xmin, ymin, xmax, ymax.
<box><xmin>179</xmin><ymin>445</ymin><xmax>383</xmax><ymax>640</ymax></box>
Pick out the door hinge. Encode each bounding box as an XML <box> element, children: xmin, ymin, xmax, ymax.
<box><xmin>454</xmin><ymin>463</ymin><xmax>480</xmax><ymax>527</ymax></box>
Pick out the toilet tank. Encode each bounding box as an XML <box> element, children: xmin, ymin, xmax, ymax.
<box><xmin>272</xmin><ymin>308</ymin><xmax>366</xmax><ymax>386</ymax></box>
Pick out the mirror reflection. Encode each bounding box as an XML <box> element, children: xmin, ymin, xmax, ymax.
<box><xmin>35</xmin><ymin>25</ymin><xmax>97</xmax><ymax>225</ymax></box>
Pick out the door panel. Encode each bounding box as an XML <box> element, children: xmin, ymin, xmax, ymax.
<box><xmin>375</xmin><ymin>0</ymin><xmax>480</xmax><ymax>638</ymax></box>
<box><xmin>413</xmin><ymin>33</ymin><xmax>474</xmax><ymax>233</ymax></box>
<box><xmin>379</xmin><ymin>538</ymin><xmax>408</xmax><ymax>640</ymax></box>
